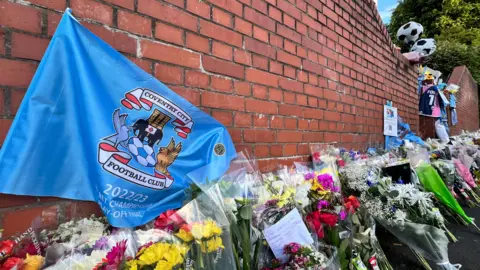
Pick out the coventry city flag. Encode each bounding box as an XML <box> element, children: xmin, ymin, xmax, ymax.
<box><xmin>0</xmin><ymin>9</ymin><xmax>236</xmax><ymax>227</ymax></box>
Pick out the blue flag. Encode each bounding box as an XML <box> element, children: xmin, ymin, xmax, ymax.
<box><xmin>0</xmin><ymin>9</ymin><xmax>235</xmax><ymax>227</ymax></box>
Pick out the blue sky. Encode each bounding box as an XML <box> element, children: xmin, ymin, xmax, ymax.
<box><xmin>377</xmin><ymin>0</ymin><xmax>399</xmax><ymax>23</ymax></box>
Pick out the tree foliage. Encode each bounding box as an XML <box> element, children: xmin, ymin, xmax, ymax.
<box><xmin>388</xmin><ymin>0</ymin><xmax>480</xmax><ymax>81</ymax></box>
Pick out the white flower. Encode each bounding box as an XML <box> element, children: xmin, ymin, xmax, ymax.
<box><xmin>295</xmin><ymin>182</ymin><xmax>311</xmax><ymax>208</ymax></box>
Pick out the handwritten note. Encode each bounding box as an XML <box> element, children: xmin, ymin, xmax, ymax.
<box><xmin>263</xmin><ymin>208</ymin><xmax>314</xmax><ymax>262</ymax></box>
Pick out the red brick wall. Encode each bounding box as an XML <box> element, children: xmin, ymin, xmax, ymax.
<box><xmin>447</xmin><ymin>66</ymin><xmax>479</xmax><ymax>135</ymax></box>
<box><xmin>0</xmin><ymin>0</ymin><xmax>418</xmax><ymax>234</ymax></box>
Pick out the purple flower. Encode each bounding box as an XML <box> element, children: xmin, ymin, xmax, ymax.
<box><xmin>266</xmin><ymin>199</ymin><xmax>279</xmax><ymax>207</ymax></box>
<box><xmin>304</xmin><ymin>172</ymin><xmax>315</xmax><ymax>180</ymax></box>
<box><xmin>93</xmin><ymin>236</ymin><xmax>109</xmax><ymax>250</ymax></box>
<box><xmin>317</xmin><ymin>200</ymin><xmax>329</xmax><ymax>209</ymax></box>
<box><xmin>339</xmin><ymin>210</ymin><xmax>347</xmax><ymax>221</ymax></box>
<box><xmin>332</xmin><ymin>186</ymin><xmax>340</xmax><ymax>193</ymax></box>
<box><xmin>317</xmin><ymin>174</ymin><xmax>334</xmax><ymax>190</ymax></box>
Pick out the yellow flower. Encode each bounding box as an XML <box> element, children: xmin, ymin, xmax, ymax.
<box><xmin>164</xmin><ymin>246</ymin><xmax>184</xmax><ymax>266</ymax></box>
<box><xmin>203</xmin><ymin>220</ymin><xmax>222</xmax><ymax>238</ymax></box>
<box><xmin>176</xmin><ymin>228</ymin><xmax>194</xmax><ymax>242</ymax></box>
<box><xmin>201</xmin><ymin>236</ymin><xmax>224</xmax><ymax>253</ymax></box>
<box><xmin>23</xmin><ymin>254</ymin><xmax>44</xmax><ymax>270</ymax></box>
<box><xmin>138</xmin><ymin>243</ymin><xmax>169</xmax><ymax>265</ymax></box>
<box><xmin>155</xmin><ymin>259</ymin><xmax>175</xmax><ymax>270</ymax></box>
<box><xmin>125</xmin><ymin>260</ymin><xmax>138</xmax><ymax>270</ymax></box>
<box><xmin>191</xmin><ymin>223</ymin><xmax>204</xmax><ymax>240</ymax></box>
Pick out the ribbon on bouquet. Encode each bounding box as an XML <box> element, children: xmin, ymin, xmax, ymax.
<box><xmin>121</xmin><ymin>88</ymin><xmax>193</xmax><ymax>139</ymax></box>
<box><xmin>98</xmin><ymin>142</ymin><xmax>173</xmax><ymax>190</ymax></box>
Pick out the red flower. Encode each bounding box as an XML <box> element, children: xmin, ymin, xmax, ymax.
<box><xmin>337</xmin><ymin>158</ymin><xmax>345</xmax><ymax>168</ymax></box>
<box><xmin>312</xmin><ymin>152</ymin><xmax>321</xmax><ymax>161</ymax></box>
<box><xmin>306</xmin><ymin>211</ymin><xmax>324</xmax><ymax>239</ymax></box>
<box><xmin>1</xmin><ymin>257</ymin><xmax>23</xmax><ymax>270</ymax></box>
<box><xmin>318</xmin><ymin>212</ymin><xmax>338</xmax><ymax>227</ymax></box>
<box><xmin>0</xmin><ymin>240</ymin><xmax>15</xmax><ymax>260</ymax></box>
<box><xmin>154</xmin><ymin>209</ymin><xmax>185</xmax><ymax>231</ymax></box>
<box><xmin>344</xmin><ymin>196</ymin><xmax>361</xmax><ymax>213</ymax></box>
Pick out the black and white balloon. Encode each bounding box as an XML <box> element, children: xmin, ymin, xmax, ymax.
<box><xmin>396</xmin><ymin>21</ymin><xmax>423</xmax><ymax>44</ymax></box>
<box><xmin>410</xmin><ymin>38</ymin><xmax>437</xmax><ymax>57</ymax></box>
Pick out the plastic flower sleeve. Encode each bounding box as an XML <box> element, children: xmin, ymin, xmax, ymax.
<box><xmin>174</xmin><ymin>184</ymin><xmax>236</xmax><ymax>269</ymax></box>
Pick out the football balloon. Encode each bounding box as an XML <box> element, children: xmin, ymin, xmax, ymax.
<box><xmin>397</xmin><ymin>22</ymin><xmax>423</xmax><ymax>44</ymax></box>
<box><xmin>410</xmin><ymin>38</ymin><xmax>437</xmax><ymax>57</ymax></box>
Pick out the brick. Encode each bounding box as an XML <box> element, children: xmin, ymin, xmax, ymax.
<box><xmin>29</xmin><ymin>0</ymin><xmax>66</xmax><ymax>10</ymax></box>
<box><xmin>283</xmin><ymin>14</ymin><xmax>295</xmax><ymax>29</ymax></box>
<box><xmin>269</xmin><ymin>6</ymin><xmax>282</xmax><ymax>22</ymax></box>
<box><xmin>277</xmin><ymin>131</ymin><xmax>303</xmax><ymax>142</ymax></box>
<box><xmin>245</xmin><ymin>37</ymin><xmax>276</xmax><ymax>59</ymax></box>
<box><xmin>252</xmin><ymin>85</ymin><xmax>268</xmax><ymax>99</ymax></box>
<box><xmin>304</xmin><ymin>85</ymin><xmax>323</xmax><ymax>98</ymax></box>
<box><xmin>186</xmin><ymin>0</ymin><xmax>210</xmax><ymax>19</ymax></box>
<box><xmin>309</xmin><ymin>73</ymin><xmax>318</xmax><ymax>85</ymax></box>
<box><xmin>303</xmin><ymin>107</ymin><xmax>323</xmax><ymax>119</ymax></box>
<box><xmin>213</xmin><ymin>8</ymin><xmax>232</xmax><ymax>28</ymax></box>
<box><xmin>324</xmin><ymin>89</ymin><xmax>340</xmax><ymax>101</ymax></box>
<box><xmin>211</xmin><ymin>76</ymin><xmax>233</xmax><ymax>93</ymax></box>
<box><xmin>234</xmin><ymin>49</ymin><xmax>252</xmax><ymax>66</ymax></box>
<box><xmin>255</xmin><ymin>145</ymin><xmax>269</xmax><ymax>158</ymax></box>
<box><xmin>278</xmin><ymin>77</ymin><xmax>303</xmax><ymax>93</ymax></box>
<box><xmin>207</xmin><ymin>0</ymin><xmax>243</xmax><ymax>16</ymax></box>
<box><xmin>0</xmin><ymin>2</ymin><xmax>42</xmax><ymax>33</ymax></box>
<box><xmin>47</xmin><ymin>11</ymin><xmax>62</xmax><ymax>36</ymax></box>
<box><xmin>154</xmin><ymin>63</ymin><xmax>183</xmax><ymax>84</ymax></box>
<box><xmin>283</xmin><ymin>92</ymin><xmax>296</xmax><ymax>104</ymax></box>
<box><xmin>140</xmin><ymin>40</ymin><xmax>200</xmax><ymax>68</ymax></box>
<box><xmin>234</xmin><ymin>81</ymin><xmax>251</xmax><ymax>96</ymax></box>
<box><xmin>85</xmin><ymin>23</ymin><xmax>137</xmax><ymax>55</ymax></box>
<box><xmin>203</xmin><ymin>56</ymin><xmax>245</xmax><ymax>79</ymax></box>
<box><xmin>244</xmin><ymin>129</ymin><xmax>275</xmax><ymax>143</ymax></box>
<box><xmin>138</xmin><ymin>0</ymin><xmax>197</xmax><ymax>31</ymax></box>
<box><xmin>171</xmin><ymin>86</ymin><xmax>200</xmax><ymax>105</ymax></box>
<box><xmin>186</xmin><ymin>33</ymin><xmax>209</xmax><ymax>54</ymax></box>
<box><xmin>106</xmin><ymin>0</ymin><xmax>134</xmax><ymax>10</ymax></box>
<box><xmin>277</xmin><ymin>24</ymin><xmax>301</xmax><ymax>43</ymax></box>
<box><xmin>271</xmin><ymin>115</ymin><xmax>284</xmax><ymax>128</ymax></box>
<box><xmin>324</xmin><ymin>111</ymin><xmax>341</xmax><ymax>121</ymax></box>
<box><xmin>0</xmin><ymin>59</ymin><xmax>37</xmax><ymax>88</ymax></box>
<box><xmin>284</xmin><ymin>40</ymin><xmax>296</xmax><ymax>54</ymax></box>
<box><xmin>279</xmin><ymin>104</ymin><xmax>302</xmax><ymax>117</ymax></box>
<box><xmin>0</xmin><ymin>194</ymin><xmax>39</xmax><ymax>208</ymax></box>
<box><xmin>185</xmin><ymin>70</ymin><xmax>209</xmax><ymax>88</ymax></box>
<box><xmin>253</xmin><ymin>26</ymin><xmax>269</xmax><ymax>43</ymax></box>
<box><xmin>303</xmin><ymin>131</ymin><xmax>324</xmax><ymax>142</ymax></box>
<box><xmin>323</xmin><ymin>6</ymin><xmax>338</xmax><ymax>23</ymax></box>
<box><xmin>212</xmin><ymin>42</ymin><xmax>233</xmax><ymax>60</ymax></box>
<box><xmin>252</xmin><ymin>0</ymin><xmax>267</xmax><ymax>13</ymax></box>
<box><xmin>297</xmin><ymin>70</ymin><xmax>308</xmax><ymax>82</ymax></box>
<box><xmin>297</xmin><ymin>94</ymin><xmax>307</xmax><ymax>106</ymax></box>
<box><xmin>11</xmin><ymin>33</ymin><xmax>49</xmax><ymax>61</ymax></box>
<box><xmin>270</xmin><ymin>144</ymin><xmax>283</xmax><ymax>156</ymax></box>
<box><xmin>277</xmin><ymin>51</ymin><xmax>301</xmax><ymax>67</ymax></box>
<box><xmin>269</xmin><ymin>61</ymin><xmax>283</xmax><ymax>75</ymax></box>
<box><xmin>284</xmin><ymin>144</ymin><xmax>297</xmax><ymax>155</ymax></box>
<box><xmin>254</xmin><ymin>114</ymin><xmax>269</xmax><ymax>128</ymax></box>
<box><xmin>284</xmin><ymin>66</ymin><xmax>296</xmax><ymax>78</ymax></box>
<box><xmin>244</xmin><ymin>7</ymin><xmax>276</xmax><ymax>32</ymax></box>
<box><xmin>252</xmin><ymin>55</ymin><xmax>268</xmax><ymax>70</ymax></box>
<box><xmin>128</xmin><ymin>56</ymin><xmax>152</xmax><ymax>74</ymax></box>
<box><xmin>0</xmin><ymin>118</ymin><xmax>13</xmax><ymax>143</ymax></box>
<box><xmin>296</xmin><ymin>0</ymin><xmax>307</xmax><ymax>11</ymax></box>
<box><xmin>200</xmin><ymin>20</ymin><xmax>242</xmax><ymax>47</ymax></box>
<box><xmin>118</xmin><ymin>10</ymin><xmax>152</xmax><ymax>36</ymax></box>
<box><xmin>302</xmin><ymin>37</ymin><xmax>323</xmax><ymax>54</ymax></box>
<box><xmin>246</xmin><ymin>98</ymin><xmax>277</xmax><ymax>114</ymax></box>
<box><xmin>72</xmin><ymin>0</ymin><xmax>113</xmax><ymax>25</ymax></box>
<box><xmin>233</xmin><ymin>21</ymin><xmax>253</xmax><ymax>40</ymax></box>
<box><xmin>269</xmin><ymin>88</ymin><xmax>283</xmax><ymax>101</ymax></box>
<box><xmin>246</xmin><ymin>68</ymin><xmax>279</xmax><ymax>87</ymax></box>
<box><xmin>234</xmin><ymin>112</ymin><xmax>252</xmax><ymax>127</ymax></box>
<box><xmin>202</xmin><ymin>91</ymin><xmax>245</xmax><ymax>111</ymax></box>
<box><xmin>270</xmin><ymin>33</ymin><xmax>283</xmax><ymax>48</ymax></box>
<box><xmin>277</xmin><ymin>0</ymin><xmax>301</xmax><ymax>20</ymax></box>
<box><xmin>154</xmin><ymin>22</ymin><xmax>183</xmax><ymax>45</ymax></box>
<box><xmin>302</xmin><ymin>60</ymin><xmax>324</xmax><ymax>75</ymax></box>
<box><xmin>212</xmin><ymin>110</ymin><xmax>233</xmax><ymax>126</ymax></box>
<box><xmin>11</xmin><ymin>89</ymin><xmax>26</xmax><ymax>115</ymax></box>
<box><xmin>2</xmin><ymin>206</ymin><xmax>59</xmax><ymax>237</ymax></box>
<box><xmin>227</xmin><ymin>128</ymin><xmax>242</xmax><ymax>143</ymax></box>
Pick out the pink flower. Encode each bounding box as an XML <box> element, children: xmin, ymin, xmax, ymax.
<box><xmin>317</xmin><ymin>200</ymin><xmax>329</xmax><ymax>209</ymax></box>
<box><xmin>317</xmin><ymin>174</ymin><xmax>334</xmax><ymax>190</ymax></box>
<box><xmin>304</xmin><ymin>172</ymin><xmax>315</xmax><ymax>180</ymax></box>
<box><xmin>312</xmin><ymin>152</ymin><xmax>321</xmax><ymax>161</ymax></box>
<box><xmin>339</xmin><ymin>210</ymin><xmax>347</xmax><ymax>221</ymax></box>
<box><xmin>284</xmin><ymin>242</ymin><xmax>301</xmax><ymax>254</ymax></box>
<box><xmin>105</xmin><ymin>240</ymin><xmax>127</xmax><ymax>268</ymax></box>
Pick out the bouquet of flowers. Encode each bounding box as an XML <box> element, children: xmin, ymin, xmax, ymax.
<box><xmin>261</xmin><ymin>242</ymin><xmax>337</xmax><ymax>270</ymax></box>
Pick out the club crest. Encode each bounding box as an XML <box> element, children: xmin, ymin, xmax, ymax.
<box><xmin>98</xmin><ymin>88</ymin><xmax>194</xmax><ymax>190</ymax></box>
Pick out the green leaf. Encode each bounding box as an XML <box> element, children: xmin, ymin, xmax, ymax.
<box><xmin>352</xmin><ymin>213</ymin><xmax>360</xmax><ymax>225</ymax></box>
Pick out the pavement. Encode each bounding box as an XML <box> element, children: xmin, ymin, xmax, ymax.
<box><xmin>380</xmin><ymin>207</ymin><xmax>480</xmax><ymax>269</ymax></box>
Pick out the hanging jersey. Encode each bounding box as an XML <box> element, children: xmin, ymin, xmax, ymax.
<box><xmin>419</xmin><ymin>85</ymin><xmax>441</xmax><ymax>117</ymax></box>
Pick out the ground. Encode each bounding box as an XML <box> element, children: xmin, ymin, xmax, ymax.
<box><xmin>381</xmin><ymin>207</ymin><xmax>480</xmax><ymax>269</ymax></box>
